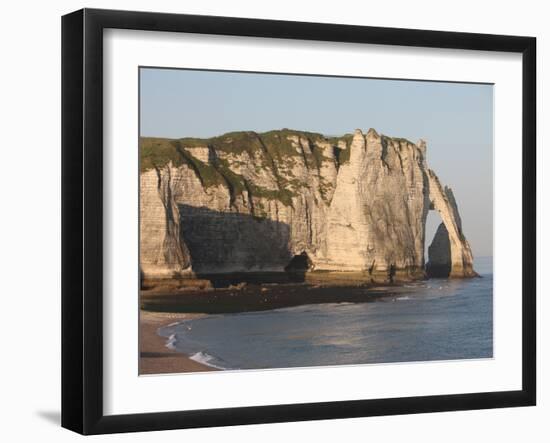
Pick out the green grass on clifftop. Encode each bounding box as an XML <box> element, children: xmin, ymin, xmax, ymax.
<box><xmin>140</xmin><ymin>129</ymin><xmax>415</xmax><ymax>207</ymax></box>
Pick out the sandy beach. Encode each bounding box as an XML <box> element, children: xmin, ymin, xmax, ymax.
<box><xmin>139</xmin><ymin>310</ymin><xmax>216</xmax><ymax>374</ymax></box>
<box><xmin>139</xmin><ymin>282</ymin><xmax>408</xmax><ymax>374</ymax></box>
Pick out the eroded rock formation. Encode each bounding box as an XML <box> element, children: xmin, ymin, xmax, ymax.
<box><xmin>140</xmin><ymin>166</ymin><xmax>191</xmax><ymax>278</ymax></box>
<box><xmin>139</xmin><ymin>129</ymin><xmax>476</xmax><ymax>281</ymax></box>
<box><xmin>426</xmin><ymin>175</ymin><xmax>477</xmax><ymax>278</ymax></box>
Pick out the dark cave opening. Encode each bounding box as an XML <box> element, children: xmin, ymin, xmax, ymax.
<box><xmin>284</xmin><ymin>251</ymin><xmax>312</xmax><ymax>273</ymax></box>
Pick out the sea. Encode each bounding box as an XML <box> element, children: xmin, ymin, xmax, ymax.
<box><xmin>158</xmin><ymin>257</ymin><xmax>493</xmax><ymax>371</ymax></box>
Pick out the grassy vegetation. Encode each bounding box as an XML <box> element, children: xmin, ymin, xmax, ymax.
<box><xmin>213</xmin><ymin>157</ymin><xmax>248</xmax><ymax>200</ymax></box>
<box><xmin>248</xmin><ymin>182</ymin><xmax>295</xmax><ymax>207</ymax></box>
<box><xmin>382</xmin><ymin>135</ymin><xmax>414</xmax><ymax>145</ymax></box>
<box><xmin>141</xmin><ymin>128</ymin><xmax>412</xmax><ymax>206</ymax></box>
<box><xmin>140</xmin><ymin>138</ymin><xmax>187</xmax><ymax>172</ymax></box>
<box><xmin>330</xmin><ymin>133</ymin><xmax>353</xmax><ymax>164</ymax></box>
<box><xmin>176</xmin><ymin>145</ymin><xmax>226</xmax><ymax>189</ymax></box>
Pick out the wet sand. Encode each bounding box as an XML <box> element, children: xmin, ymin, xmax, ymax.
<box><xmin>139</xmin><ymin>311</ymin><xmax>216</xmax><ymax>374</ymax></box>
<box><xmin>141</xmin><ymin>282</ymin><xmax>397</xmax><ymax>314</ymax></box>
<box><xmin>139</xmin><ymin>280</ymin><xmax>407</xmax><ymax>374</ymax></box>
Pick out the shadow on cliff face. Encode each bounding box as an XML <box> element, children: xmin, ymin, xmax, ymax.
<box><xmin>178</xmin><ymin>204</ymin><xmax>307</xmax><ymax>287</ymax></box>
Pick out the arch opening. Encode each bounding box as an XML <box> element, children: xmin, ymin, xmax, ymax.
<box><xmin>425</xmin><ymin>210</ymin><xmax>452</xmax><ymax>278</ymax></box>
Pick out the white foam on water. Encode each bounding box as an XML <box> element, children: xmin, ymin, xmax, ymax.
<box><xmin>189</xmin><ymin>351</ymin><xmax>230</xmax><ymax>370</ymax></box>
<box><xmin>165</xmin><ymin>333</ymin><xmax>177</xmax><ymax>350</ymax></box>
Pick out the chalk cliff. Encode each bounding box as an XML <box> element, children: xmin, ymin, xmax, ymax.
<box><xmin>139</xmin><ymin>129</ymin><xmax>476</xmax><ymax>282</ymax></box>
<box><xmin>426</xmin><ymin>176</ymin><xmax>477</xmax><ymax>278</ymax></box>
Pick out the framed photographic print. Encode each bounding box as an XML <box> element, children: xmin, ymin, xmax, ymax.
<box><xmin>61</xmin><ymin>8</ymin><xmax>536</xmax><ymax>435</ymax></box>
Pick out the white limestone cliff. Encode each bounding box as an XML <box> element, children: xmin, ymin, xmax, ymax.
<box><xmin>139</xmin><ymin>129</ymin><xmax>477</xmax><ymax>281</ymax></box>
<box><xmin>318</xmin><ymin>129</ymin><xmax>429</xmax><ymax>280</ymax></box>
<box><xmin>139</xmin><ymin>166</ymin><xmax>191</xmax><ymax>278</ymax></box>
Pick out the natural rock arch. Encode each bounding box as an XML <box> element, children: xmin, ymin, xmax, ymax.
<box><xmin>426</xmin><ymin>170</ymin><xmax>477</xmax><ymax>278</ymax></box>
<box><xmin>139</xmin><ymin>129</ymin><xmax>477</xmax><ymax>282</ymax></box>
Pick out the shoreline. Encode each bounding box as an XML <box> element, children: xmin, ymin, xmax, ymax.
<box><xmin>139</xmin><ymin>283</ymin><xmax>398</xmax><ymax>374</ymax></box>
<box><xmin>140</xmin><ymin>281</ymin><xmax>406</xmax><ymax>314</ymax></box>
<box><xmin>139</xmin><ymin>310</ymin><xmax>216</xmax><ymax>374</ymax></box>
<box><xmin>138</xmin><ymin>273</ymin><xmax>491</xmax><ymax>374</ymax></box>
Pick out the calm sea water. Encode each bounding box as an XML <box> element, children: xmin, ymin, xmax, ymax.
<box><xmin>159</xmin><ymin>257</ymin><xmax>493</xmax><ymax>370</ymax></box>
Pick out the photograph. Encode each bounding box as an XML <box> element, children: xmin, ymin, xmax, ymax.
<box><xmin>138</xmin><ymin>68</ymin><xmax>494</xmax><ymax>375</ymax></box>
<box><xmin>1</xmin><ymin>0</ymin><xmax>544</xmax><ymax>440</ymax></box>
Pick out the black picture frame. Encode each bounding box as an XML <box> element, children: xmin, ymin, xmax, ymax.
<box><xmin>61</xmin><ymin>8</ymin><xmax>536</xmax><ymax>435</ymax></box>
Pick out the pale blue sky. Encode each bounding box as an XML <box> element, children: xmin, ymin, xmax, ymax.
<box><xmin>140</xmin><ymin>68</ymin><xmax>493</xmax><ymax>257</ymax></box>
